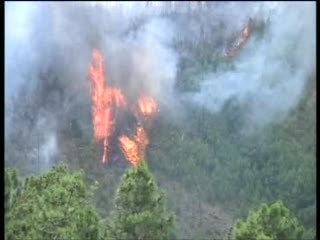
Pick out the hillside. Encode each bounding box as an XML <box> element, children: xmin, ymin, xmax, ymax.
<box><xmin>5</xmin><ymin>2</ymin><xmax>315</xmax><ymax>239</ymax></box>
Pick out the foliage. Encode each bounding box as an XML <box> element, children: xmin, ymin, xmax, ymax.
<box><xmin>5</xmin><ymin>169</ymin><xmax>21</xmax><ymax>217</ymax></box>
<box><xmin>231</xmin><ymin>201</ymin><xmax>305</xmax><ymax>240</ymax></box>
<box><xmin>107</xmin><ymin>161</ymin><xmax>175</xmax><ymax>240</ymax></box>
<box><xmin>5</xmin><ymin>164</ymin><xmax>101</xmax><ymax>240</ymax></box>
<box><xmin>5</xmin><ymin>4</ymin><xmax>315</xmax><ymax>239</ymax></box>
<box><xmin>58</xmin><ymin>135</ymin><xmax>126</xmax><ymax>219</ymax></box>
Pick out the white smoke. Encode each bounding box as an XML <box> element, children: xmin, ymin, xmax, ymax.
<box><xmin>5</xmin><ymin>2</ymin><xmax>179</xmax><ymax>171</ymax></box>
<box><xmin>35</xmin><ymin>113</ymin><xmax>57</xmax><ymax>171</ymax></box>
<box><xmin>187</xmin><ymin>2</ymin><xmax>315</xmax><ymax>127</ymax></box>
<box><xmin>5</xmin><ymin>2</ymin><xmax>316</xmax><ymax>170</ymax></box>
<box><xmin>5</xmin><ymin>2</ymin><xmax>41</xmax><ymax>102</ymax></box>
<box><xmin>39</xmin><ymin>132</ymin><xmax>57</xmax><ymax>171</ymax></box>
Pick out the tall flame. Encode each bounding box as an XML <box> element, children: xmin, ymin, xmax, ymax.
<box><xmin>119</xmin><ymin>135</ymin><xmax>140</xmax><ymax>166</ymax></box>
<box><xmin>89</xmin><ymin>49</ymin><xmax>157</xmax><ymax>166</ymax></box>
<box><xmin>89</xmin><ymin>49</ymin><xmax>108</xmax><ymax>141</ymax></box>
<box><xmin>89</xmin><ymin>49</ymin><xmax>127</xmax><ymax>164</ymax></box>
<box><xmin>138</xmin><ymin>95</ymin><xmax>157</xmax><ymax>116</ymax></box>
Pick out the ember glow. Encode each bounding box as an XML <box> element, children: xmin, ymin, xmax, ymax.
<box><xmin>89</xmin><ymin>49</ymin><xmax>157</xmax><ymax>166</ymax></box>
<box><xmin>138</xmin><ymin>95</ymin><xmax>157</xmax><ymax>116</ymax></box>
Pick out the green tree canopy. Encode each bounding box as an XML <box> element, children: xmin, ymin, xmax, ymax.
<box><xmin>5</xmin><ymin>168</ymin><xmax>21</xmax><ymax>217</ymax></box>
<box><xmin>5</xmin><ymin>164</ymin><xmax>101</xmax><ymax>240</ymax></box>
<box><xmin>231</xmin><ymin>201</ymin><xmax>305</xmax><ymax>240</ymax></box>
<box><xmin>106</xmin><ymin>160</ymin><xmax>175</xmax><ymax>240</ymax></box>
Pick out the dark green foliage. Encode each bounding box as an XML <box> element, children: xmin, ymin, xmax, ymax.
<box><xmin>58</xmin><ymin>136</ymin><xmax>125</xmax><ymax>218</ymax></box>
<box><xmin>231</xmin><ymin>201</ymin><xmax>305</xmax><ymax>240</ymax></box>
<box><xmin>148</xmin><ymin>73</ymin><xmax>316</xmax><ymax>236</ymax></box>
<box><xmin>5</xmin><ymin>169</ymin><xmax>21</xmax><ymax>216</ymax></box>
<box><xmin>5</xmin><ymin>164</ymin><xmax>101</xmax><ymax>240</ymax></box>
<box><xmin>107</xmin><ymin>161</ymin><xmax>175</xmax><ymax>239</ymax></box>
<box><xmin>175</xmin><ymin>45</ymin><xmax>234</xmax><ymax>93</ymax></box>
<box><xmin>5</xmin><ymin>6</ymin><xmax>315</xmax><ymax>239</ymax></box>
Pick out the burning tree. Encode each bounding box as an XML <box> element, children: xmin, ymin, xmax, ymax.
<box><xmin>224</xmin><ymin>18</ymin><xmax>254</xmax><ymax>58</ymax></box>
<box><xmin>89</xmin><ymin>49</ymin><xmax>157</xmax><ymax>166</ymax></box>
<box><xmin>89</xmin><ymin>49</ymin><xmax>125</xmax><ymax>164</ymax></box>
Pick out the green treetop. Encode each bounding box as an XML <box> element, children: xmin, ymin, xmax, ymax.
<box><xmin>231</xmin><ymin>200</ymin><xmax>305</xmax><ymax>240</ymax></box>
<box><xmin>5</xmin><ymin>164</ymin><xmax>101</xmax><ymax>240</ymax></box>
<box><xmin>106</xmin><ymin>160</ymin><xmax>175</xmax><ymax>240</ymax></box>
<box><xmin>5</xmin><ymin>168</ymin><xmax>21</xmax><ymax>218</ymax></box>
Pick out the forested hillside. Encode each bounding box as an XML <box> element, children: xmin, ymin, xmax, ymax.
<box><xmin>5</xmin><ymin>2</ymin><xmax>315</xmax><ymax>239</ymax></box>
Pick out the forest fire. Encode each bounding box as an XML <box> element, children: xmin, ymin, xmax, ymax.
<box><xmin>89</xmin><ymin>49</ymin><xmax>108</xmax><ymax>141</ymax></box>
<box><xmin>118</xmin><ymin>136</ymin><xmax>139</xmax><ymax>166</ymax></box>
<box><xmin>89</xmin><ymin>49</ymin><xmax>128</xmax><ymax>164</ymax></box>
<box><xmin>138</xmin><ymin>95</ymin><xmax>157</xmax><ymax>116</ymax></box>
<box><xmin>111</xmin><ymin>88</ymin><xmax>127</xmax><ymax>108</ymax></box>
<box><xmin>89</xmin><ymin>49</ymin><xmax>156</xmax><ymax>166</ymax></box>
<box><xmin>224</xmin><ymin>18</ymin><xmax>253</xmax><ymax>58</ymax></box>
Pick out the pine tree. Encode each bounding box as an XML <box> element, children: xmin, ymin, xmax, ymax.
<box><xmin>5</xmin><ymin>168</ymin><xmax>21</xmax><ymax>217</ymax></box>
<box><xmin>5</xmin><ymin>164</ymin><xmax>101</xmax><ymax>240</ymax></box>
<box><xmin>231</xmin><ymin>201</ymin><xmax>305</xmax><ymax>240</ymax></box>
<box><xmin>107</xmin><ymin>160</ymin><xmax>175</xmax><ymax>239</ymax></box>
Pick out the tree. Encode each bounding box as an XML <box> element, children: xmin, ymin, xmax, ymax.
<box><xmin>231</xmin><ymin>201</ymin><xmax>305</xmax><ymax>240</ymax></box>
<box><xmin>5</xmin><ymin>164</ymin><xmax>101</xmax><ymax>240</ymax></box>
<box><xmin>106</xmin><ymin>160</ymin><xmax>175</xmax><ymax>239</ymax></box>
<box><xmin>5</xmin><ymin>168</ymin><xmax>21</xmax><ymax>217</ymax></box>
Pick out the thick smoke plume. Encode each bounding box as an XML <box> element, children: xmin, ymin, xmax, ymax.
<box><xmin>5</xmin><ymin>2</ymin><xmax>177</xmax><ymax>170</ymax></box>
<box><xmin>186</xmin><ymin>2</ymin><xmax>315</xmax><ymax>128</ymax></box>
<box><xmin>5</xmin><ymin>2</ymin><xmax>315</xmax><ymax>170</ymax></box>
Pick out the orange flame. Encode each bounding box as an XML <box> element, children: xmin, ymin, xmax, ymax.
<box><xmin>119</xmin><ymin>135</ymin><xmax>140</xmax><ymax>166</ymax></box>
<box><xmin>90</xmin><ymin>49</ymin><xmax>110</xmax><ymax>141</ymax></box>
<box><xmin>111</xmin><ymin>88</ymin><xmax>127</xmax><ymax>108</ymax></box>
<box><xmin>135</xmin><ymin>124</ymin><xmax>149</xmax><ymax>159</ymax></box>
<box><xmin>89</xmin><ymin>49</ymin><xmax>127</xmax><ymax>164</ymax></box>
<box><xmin>138</xmin><ymin>95</ymin><xmax>157</xmax><ymax>116</ymax></box>
<box><xmin>89</xmin><ymin>49</ymin><xmax>157</xmax><ymax>166</ymax></box>
<box><xmin>225</xmin><ymin>18</ymin><xmax>253</xmax><ymax>58</ymax></box>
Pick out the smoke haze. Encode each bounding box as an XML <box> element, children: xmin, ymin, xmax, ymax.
<box><xmin>5</xmin><ymin>2</ymin><xmax>316</xmax><ymax>169</ymax></box>
<box><xmin>188</xmin><ymin>2</ymin><xmax>315</xmax><ymax>128</ymax></box>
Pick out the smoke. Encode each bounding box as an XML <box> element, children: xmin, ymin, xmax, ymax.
<box><xmin>5</xmin><ymin>2</ymin><xmax>315</xmax><ymax>170</ymax></box>
<box><xmin>186</xmin><ymin>2</ymin><xmax>315</xmax><ymax>128</ymax></box>
<box><xmin>5</xmin><ymin>2</ymin><xmax>40</xmax><ymax>102</ymax></box>
<box><xmin>35</xmin><ymin>111</ymin><xmax>57</xmax><ymax>172</ymax></box>
<box><xmin>39</xmin><ymin>132</ymin><xmax>57</xmax><ymax>171</ymax></box>
<box><xmin>5</xmin><ymin>2</ymin><xmax>179</xmax><ymax>170</ymax></box>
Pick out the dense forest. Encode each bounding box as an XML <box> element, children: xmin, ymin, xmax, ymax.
<box><xmin>5</xmin><ymin>2</ymin><xmax>315</xmax><ymax>240</ymax></box>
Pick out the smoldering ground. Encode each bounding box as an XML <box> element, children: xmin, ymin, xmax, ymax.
<box><xmin>5</xmin><ymin>2</ymin><xmax>315</xmax><ymax>171</ymax></box>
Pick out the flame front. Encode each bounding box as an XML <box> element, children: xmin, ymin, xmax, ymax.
<box><xmin>119</xmin><ymin>135</ymin><xmax>140</xmax><ymax>166</ymax></box>
<box><xmin>138</xmin><ymin>95</ymin><xmax>157</xmax><ymax>116</ymax></box>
